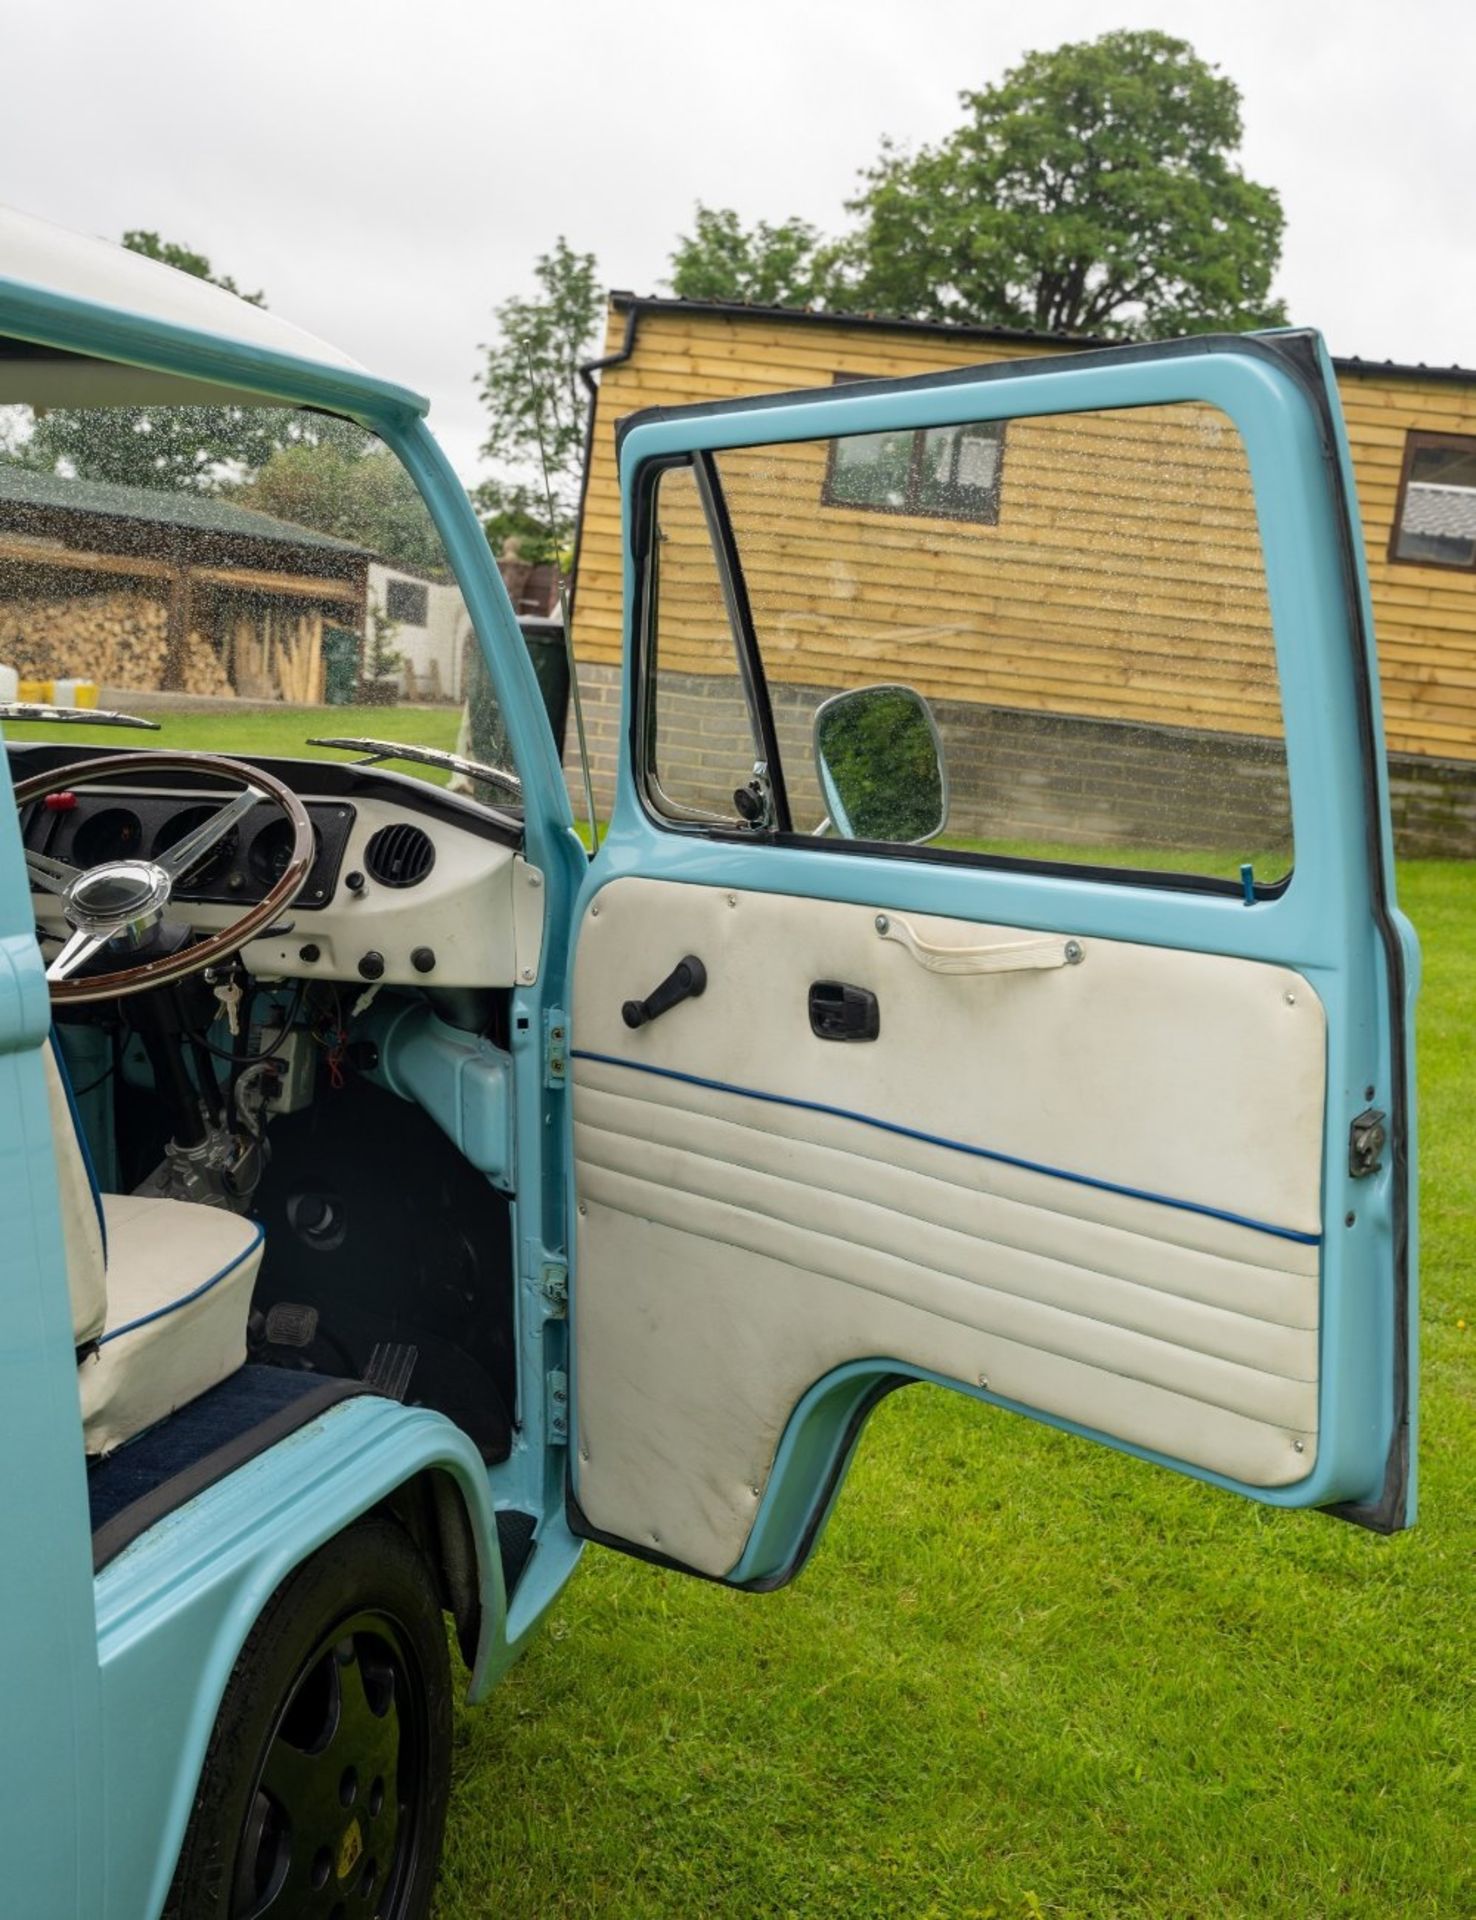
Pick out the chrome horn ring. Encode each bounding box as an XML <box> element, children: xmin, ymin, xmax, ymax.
<box><xmin>52</xmin><ymin>857</ymin><xmax>175</xmax><ymax>974</ymax></box>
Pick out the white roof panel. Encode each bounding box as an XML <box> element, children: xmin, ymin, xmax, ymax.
<box><xmin>0</xmin><ymin>202</ymin><xmax>361</xmax><ymax>373</ymax></box>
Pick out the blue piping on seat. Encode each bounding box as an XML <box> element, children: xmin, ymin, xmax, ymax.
<box><xmin>100</xmin><ymin>1220</ymin><xmax>265</xmax><ymax>1346</ymax></box>
<box><xmin>570</xmin><ymin>1050</ymin><xmax>1322</xmax><ymax>1248</ymax></box>
<box><xmin>49</xmin><ymin>1036</ymin><xmax>107</xmax><ymax>1260</ymax></box>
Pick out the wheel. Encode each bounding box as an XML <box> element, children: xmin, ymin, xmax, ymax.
<box><xmin>165</xmin><ymin>1515</ymin><xmax>452</xmax><ymax>1920</ymax></box>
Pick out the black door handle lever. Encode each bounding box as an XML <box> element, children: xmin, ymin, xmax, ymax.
<box><xmin>809</xmin><ymin>979</ymin><xmax>880</xmax><ymax>1041</ymax></box>
<box><xmin>622</xmin><ymin>954</ymin><xmax>708</xmax><ymax>1029</ymax></box>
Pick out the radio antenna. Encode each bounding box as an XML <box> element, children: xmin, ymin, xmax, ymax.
<box><xmin>525</xmin><ymin>346</ymin><xmax>599</xmax><ymax>853</ymax></box>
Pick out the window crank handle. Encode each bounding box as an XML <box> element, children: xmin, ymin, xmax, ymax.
<box><xmin>622</xmin><ymin>955</ymin><xmax>708</xmax><ymax>1030</ymax></box>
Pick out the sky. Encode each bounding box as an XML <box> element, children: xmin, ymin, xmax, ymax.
<box><xmin>3</xmin><ymin>0</ymin><xmax>1472</xmax><ymax>482</ymax></box>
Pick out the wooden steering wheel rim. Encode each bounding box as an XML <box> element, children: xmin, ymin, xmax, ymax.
<box><xmin>16</xmin><ymin>750</ymin><xmax>315</xmax><ymax>1005</ymax></box>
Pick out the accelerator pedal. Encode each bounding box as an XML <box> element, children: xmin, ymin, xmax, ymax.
<box><xmin>363</xmin><ymin>1341</ymin><xmax>420</xmax><ymax>1403</ymax></box>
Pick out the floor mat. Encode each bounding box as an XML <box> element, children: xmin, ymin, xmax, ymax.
<box><xmin>88</xmin><ymin>1364</ymin><xmax>369</xmax><ymax>1570</ymax></box>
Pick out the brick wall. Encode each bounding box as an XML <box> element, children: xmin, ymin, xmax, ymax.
<box><xmin>1387</xmin><ymin>753</ymin><xmax>1476</xmax><ymax>857</ymax></box>
<box><xmin>562</xmin><ymin>659</ymin><xmax>1476</xmax><ymax>860</ymax></box>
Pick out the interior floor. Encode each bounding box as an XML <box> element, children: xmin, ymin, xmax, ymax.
<box><xmin>61</xmin><ymin>993</ymin><xmax>518</xmax><ymax>1473</ymax></box>
<box><xmin>249</xmin><ymin>1066</ymin><xmax>517</xmax><ymax>1463</ymax></box>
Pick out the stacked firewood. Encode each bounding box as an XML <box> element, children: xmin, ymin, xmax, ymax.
<box><xmin>178</xmin><ymin>635</ymin><xmax>235</xmax><ymax>697</ymax></box>
<box><xmin>0</xmin><ymin>589</ymin><xmax>234</xmax><ymax>696</ymax></box>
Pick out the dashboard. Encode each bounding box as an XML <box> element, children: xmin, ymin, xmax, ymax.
<box><xmin>13</xmin><ymin>746</ymin><xmax>546</xmax><ymax>992</ymax></box>
<box><xmin>25</xmin><ymin>789</ymin><xmax>355</xmax><ymax>910</ymax></box>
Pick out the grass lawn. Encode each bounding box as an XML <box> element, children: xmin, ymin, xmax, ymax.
<box><xmin>433</xmin><ymin>859</ymin><xmax>1474</xmax><ymax>1920</ymax></box>
<box><xmin>14</xmin><ymin>707</ymin><xmax>1469</xmax><ymax>1913</ymax></box>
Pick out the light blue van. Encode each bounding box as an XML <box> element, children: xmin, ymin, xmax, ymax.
<box><xmin>0</xmin><ymin>206</ymin><xmax>1416</xmax><ymax>1919</ymax></box>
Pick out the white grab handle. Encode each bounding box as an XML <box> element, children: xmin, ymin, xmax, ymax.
<box><xmin>875</xmin><ymin>912</ymin><xmax>1084</xmax><ymax>976</ymax></box>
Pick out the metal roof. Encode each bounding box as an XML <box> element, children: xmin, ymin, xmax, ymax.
<box><xmin>606</xmin><ymin>291</ymin><xmax>1476</xmax><ymax>388</ymax></box>
<box><xmin>0</xmin><ymin>462</ymin><xmax>371</xmax><ymax>555</ymax></box>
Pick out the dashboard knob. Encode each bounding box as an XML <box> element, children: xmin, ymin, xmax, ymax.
<box><xmin>357</xmin><ymin>950</ymin><xmax>385</xmax><ymax>981</ymax></box>
<box><xmin>345</xmin><ymin>869</ymin><xmax>366</xmax><ymax>895</ymax></box>
<box><xmin>411</xmin><ymin>946</ymin><xmax>436</xmax><ymax>974</ymax></box>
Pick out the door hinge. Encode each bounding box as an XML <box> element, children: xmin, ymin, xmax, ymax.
<box><xmin>539</xmin><ymin>1261</ymin><xmax>568</xmax><ymax>1317</ymax></box>
<box><xmin>545</xmin><ymin>1368</ymin><xmax>569</xmax><ymax>1444</ymax></box>
<box><xmin>544</xmin><ymin>1007</ymin><xmax>568</xmax><ymax>1090</ymax></box>
<box><xmin>1349</xmin><ymin>1107</ymin><xmax>1388</xmax><ymax>1179</ymax></box>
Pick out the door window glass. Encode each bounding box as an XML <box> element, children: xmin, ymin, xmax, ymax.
<box><xmin>685</xmin><ymin>400</ymin><xmax>1292</xmax><ymax>885</ymax></box>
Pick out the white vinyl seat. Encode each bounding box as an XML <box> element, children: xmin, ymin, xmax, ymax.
<box><xmin>46</xmin><ymin>1042</ymin><xmax>264</xmax><ymax>1457</ymax></box>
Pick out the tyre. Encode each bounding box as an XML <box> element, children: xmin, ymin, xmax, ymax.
<box><xmin>165</xmin><ymin>1514</ymin><xmax>452</xmax><ymax>1920</ymax></box>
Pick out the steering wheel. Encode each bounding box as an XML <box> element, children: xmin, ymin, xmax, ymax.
<box><xmin>16</xmin><ymin>752</ymin><xmax>315</xmax><ymax>1006</ymax></box>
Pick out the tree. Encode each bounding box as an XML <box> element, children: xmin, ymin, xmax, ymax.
<box><xmin>669</xmin><ymin>204</ymin><xmax>837</xmax><ymax>308</ymax></box>
<box><xmin>20</xmin><ymin>400</ymin><xmax>282</xmax><ymax>493</ymax></box>
<box><xmin>841</xmin><ymin>31</ymin><xmax>1285</xmax><ymax>338</ymax></box>
<box><xmin>474</xmin><ymin>481</ymin><xmax>560</xmax><ymax>568</ymax></box>
<box><xmin>476</xmin><ymin>238</ymin><xmax>601</xmax><ymax>537</ymax></box>
<box><xmin>120</xmin><ymin>229</ymin><xmax>266</xmax><ymax>307</ymax></box>
<box><xmin>16</xmin><ymin>229</ymin><xmax>275</xmax><ymax>488</ymax></box>
<box><xmin>361</xmin><ymin>595</ymin><xmax>403</xmax><ymax>692</ymax></box>
<box><xmin>240</xmin><ymin>431</ymin><xmax>450</xmax><ymax>577</ymax></box>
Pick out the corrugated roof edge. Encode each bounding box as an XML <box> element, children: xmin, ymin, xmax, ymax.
<box><xmin>604</xmin><ymin>291</ymin><xmax>1476</xmax><ymax>388</ymax></box>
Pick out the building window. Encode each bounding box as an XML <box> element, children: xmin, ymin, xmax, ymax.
<box><xmin>1390</xmin><ymin>432</ymin><xmax>1476</xmax><ymax>572</ymax></box>
<box><xmin>385</xmin><ymin>576</ymin><xmax>430</xmax><ymax>625</ymax></box>
<box><xmin>821</xmin><ymin>374</ymin><xmax>1004</xmax><ymax>523</ymax></box>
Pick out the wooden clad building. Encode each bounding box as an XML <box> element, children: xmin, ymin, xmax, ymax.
<box><xmin>571</xmin><ymin>295</ymin><xmax>1476</xmax><ymax>854</ymax></box>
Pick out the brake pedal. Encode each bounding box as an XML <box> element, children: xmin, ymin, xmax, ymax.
<box><xmin>364</xmin><ymin>1341</ymin><xmax>419</xmax><ymax>1402</ymax></box>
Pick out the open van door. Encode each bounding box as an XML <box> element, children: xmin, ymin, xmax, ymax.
<box><xmin>565</xmin><ymin>331</ymin><xmax>1417</xmax><ymax>1587</ymax></box>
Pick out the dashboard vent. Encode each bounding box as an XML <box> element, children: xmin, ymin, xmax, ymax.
<box><xmin>364</xmin><ymin>822</ymin><xmax>436</xmax><ymax>889</ymax></box>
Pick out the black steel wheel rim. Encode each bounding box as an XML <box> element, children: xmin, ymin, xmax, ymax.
<box><xmin>231</xmin><ymin>1609</ymin><xmax>430</xmax><ymax>1918</ymax></box>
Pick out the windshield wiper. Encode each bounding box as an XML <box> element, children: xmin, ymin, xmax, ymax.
<box><xmin>0</xmin><ymin>703</ymin><xmax>160</xmax><ymax>730</ymax></box>
<box><xmin>306</xmin><ymin>735</ymin><xmax>522</xmax><ymax>800</ymax></box>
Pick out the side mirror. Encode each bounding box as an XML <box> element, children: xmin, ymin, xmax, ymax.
<box><xmin>813</xmin><ymin>683</ymin><xmax>948</xmax><ymax>844</ymax></box>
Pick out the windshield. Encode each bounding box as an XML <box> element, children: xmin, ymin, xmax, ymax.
<box><xmin>0</xmin><ymin>366</ymin><xmax>518</xmax><ymax>801</ymax></box>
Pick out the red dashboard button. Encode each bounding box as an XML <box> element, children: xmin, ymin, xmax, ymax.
<box><xmin>43</xmin><ymin>791</ymin><xmax>78</xmax><ymax>811</ymax></box>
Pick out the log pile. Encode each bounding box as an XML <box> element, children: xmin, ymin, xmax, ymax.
<box><xmin>180</xmin><ymin>635</ymin><xmax>235</xmax><ymax>698</ymax></box>
<box><xmin>0</xmin><ymin>589</ymin><xmax>234</xmax><ymax>696</ymax></box>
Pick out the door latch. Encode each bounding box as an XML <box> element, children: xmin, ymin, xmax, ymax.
<box><xmin>809</xmin><ymin>979</ymin><xmax>880</xmax><ymax>1041</ymax></box>
<box><xmin>1349</xmin><ymin>1107</ymin><xmax>1387</xmax><ymax>1178</ymax></box>
<box><xmin>539</xmin><ymin>1261</ymin><xmax>568</xmax><ymax>1317</ymax></box>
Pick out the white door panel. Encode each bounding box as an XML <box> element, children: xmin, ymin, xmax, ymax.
<box><xmin>572</xmin><ymin>877</ymin><xmax>1327</xmax><ymax>1578</ymax></box>
<box><xmin>574</xmin><ymin>878</ymin><xmax>1326</xmax><ymax>1233</ymax></box>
